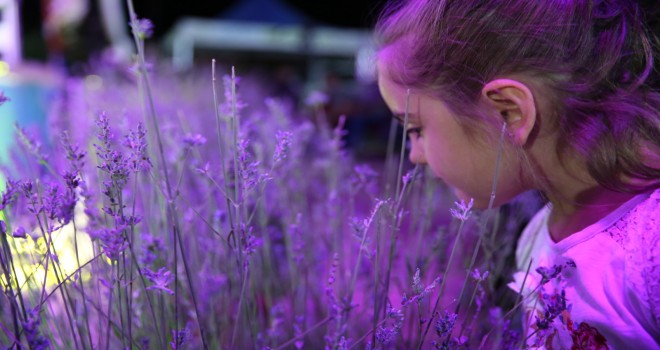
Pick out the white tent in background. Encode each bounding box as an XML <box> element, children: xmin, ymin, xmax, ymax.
<box><xmin>164</xmin><ymin>0</ymin><xmax>376</xmax><ymax>82</ymax></box>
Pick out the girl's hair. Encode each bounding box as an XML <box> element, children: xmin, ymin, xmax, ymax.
<box><xmin>376</xmin><ymin>0</ymin><xmax>660</xmax><ymax>193</ymax></box>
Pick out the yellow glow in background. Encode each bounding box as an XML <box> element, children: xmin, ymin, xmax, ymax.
<box><xmin>0</xmin><ymin>203</ymin><xmax>96</xmax><ymax>292</ymax></box>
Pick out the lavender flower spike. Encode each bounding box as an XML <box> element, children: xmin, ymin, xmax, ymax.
<box><xmin>22</xmin><ymin>309</ymin><xmax>50</xmax><ymax>350</ymax></box>
<box><xmin>124</xmin><ymin>122</ymin><xmax>152</xmax><ymax>172</ymax></box>
<box><xmin>145</xmin><ymin>267</ymin><xmax>174</xmax><ymax>295</ymax></box>
<box><xmin>131</xmin><ymin>17</ymin><xmax>154</xmax><ymax>39</ymax></box>
<box><xmin>170</xmin><ymin>326</ymin><xmax>190</xmax><ymax>349</ymax></box>
<box><xmin>183</xmin><ymin>133</ymin><xmax>207</xmax><ymax>148</ymax></box>
<box><xmin>402</xmin><ymin>168</ymin><xmax>416</xmax><ymax>185</ymax></box>
<box><xmin>449</xmin><ymin>198</ymin><xmax>474</xmax><ymax>222</ymax></box>
<box><xmin>0</xmin><ymin>178</ymin><xmax>18</xmax><ymax>211</ymax></box>
<box><xmin>471</xmin><ymin>268</ymin><xmax>490</xmax><ymax>282</ymax></box>
<box><xmin>435</xmin><ymin>310</ymin><xmax>457</xmax><ymax>338</ymax></box>
<box><xmin>0</xmin><ymin>91</ymin><xmax>9</xmax><ymax>106</ymax></box>
<box><xmin>273</xmin><ymin>130</ymin><xmax>293</xmax><ymax>164</ymax></box>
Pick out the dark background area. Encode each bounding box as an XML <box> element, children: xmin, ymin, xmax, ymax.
<box><xmin>132</xmin><ymin>0</ymin><xmax>389</xmax><ymax>35</ymax></box>
<box><xmin>20</xmin><ymin>0</ymin><xmax>390</xmax><ymax>62</ymax></box>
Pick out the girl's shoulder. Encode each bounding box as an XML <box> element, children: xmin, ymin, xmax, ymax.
<box><xmin>607</xmin><ymin>188</ymin><xmax>660</xmax><ymax>246</ymax></box>
<box><xmin>609</xmin><ymin>188</ymin><xmax>660</xmax><ymax>330</ymax></box>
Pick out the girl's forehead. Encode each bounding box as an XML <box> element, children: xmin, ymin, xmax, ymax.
<box><xmin>376</xmin><ymin>40</ymin><xmax>415</xmax><ymax>82</ymax></box>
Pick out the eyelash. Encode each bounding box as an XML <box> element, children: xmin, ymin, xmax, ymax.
<box><xmin>392</xmin><ymin>114</ymin><xmax>423</xmax><ymax>137</ymax></box>
<box><xmin>406</xmin><ymin>126</ymin><xmax>423</xmax><ymax>137</ymax></box>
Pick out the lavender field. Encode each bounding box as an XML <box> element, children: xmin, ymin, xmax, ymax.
<box><xmin>0</xmin><ymin>12</ymin><xmax>543</xmax><ymax>350</ymax></box>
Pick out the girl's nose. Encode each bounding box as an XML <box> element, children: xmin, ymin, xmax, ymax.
<box><xmin>408</xmin><ymin>138</ymin><xmax>426</xmax><ymax>164</ymax></box>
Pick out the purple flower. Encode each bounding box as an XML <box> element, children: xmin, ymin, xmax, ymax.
<box><xmin>273</xmin><ymin>130</ymin><xmax>292</xmax><ymax>164</ymax></box>
<box><xmin>20</xmin><ymin>179</ymin><xmax>41</xmax><ymax>215</ymax></box>
<box><xmin>500</xmin><ymin>326</ymin><xmax>521</xmax><ymax>350</ymax></box>
<box><xmin>237</xmin><ymin>138</ymin><xmax>271</xmax><ymax>198</ymax></box>
<box><xmin>267</xmin><ymin>302</ymin><xmax>286</xmax><ymax>342</ymax></box>
<box><xmin>95</xmin><ymin>114</ymin><xmax>131</xmax><ymax>199</ymax></box>
<box><xmin>336</xmin><ymin>337</ymin><xmax>349</xmax><ymax>350</ymax></box>
<box><xmin>140</xmin><ymin>338</ymin><xmax>150</xmax><ymax>350</ymax></box>
<box><xmin>12</xmin><ymin>226</ymin><xmax>27</xmax><ymax>239</ymax></box>
<box><xmin>293</xmin><ymin>315</ymin><xmax>305</xmax><ymax>349</ymax></box>
<box><xmin>375</xmin><ymin>326</ymin><xmax>398</xmax><ymax>345</ymax></box>
<box><xmin>22</xmin><ymin>309</ymin><xmax>50</xmax><ymax>350</ymax></box>
<box><xmin>403</xmin><ymin>272</ymin><xmax>440</xmax><ymax>307</ymax></box>
<box><xmin>60</xmin><ymin>131</ymin><xmax>86</xmax><ymax>173</ymax></box>
<box><xmin>402</xmin><ymin>168</ymin><xmax>416</xmax><ymax>185</ymax></box>
<box><xmin>118</xmin><ymin>213</ymin><xmax>142</xmax><ymax>226</ymax></box>
<box><xmin>56</xmin><ymin>191</ymin><xmax>76</xmax><ymax>226</ymax></box>
<box><xmin>128</xmin><ymin>61</ymin><xmax>154</xmax><ymax>77</ymax></box>
<box><xmin>565</xmin><ymin>259</ymin><xmax>577</xmax><ymax>269</ymax></box>
<box><xmin>145</xmin><ymin>267</ymin><xmax>174</xmax><ymax>295</ymax></box>
<box><xmin>375</xmin><ymin>307</ymin><xmax>404</xmax><ymax>345</ymax></box>
<box><xmin>535</xmin><ymin>289</ymin><xmax>569</xmax><ymax>332</ymax></box>
<box><xmin>62</xmin><ymin>171</ymin><xmax>81</xmax><ymax>190</ymax></box>
<box><xmin>140</xmin><ymin>233</ymin><xmax>165</xmax><ymax>266</ymax></box>
<box><xmin>536</xmin><ymin>264</ymin><xmax>563</xmax><ymax>285</ymax></box>
<box><xmin>325</xmin><ymin>253</ymin><xmax>339</xmax><ymax>311</ymax></box>
<box><xmin>130</xmin><ymin>17</ymin><xmax>154</xmax><ymax>39</ymax></box>
<box><xmin>0</xmin><ymin>178</ymin><xmax>18</xmax><ymax>211</ymax></box>
<box><xmin>435</xmin><ymin>311</ymin><xmax>457</xmax><ymax>338</ymax></box>
<box><xmin>220</xmin><ymin>75</ymin><xmax>247</xmax><ymax>116</ymax></box>
<box><xmin>41</xmin><ymin>182</ymin><xmax>61</xmax><ymax>221</ymax></box>
<box><xmin>0</xmin><ymin>91</ymin><xmax>9</xmax><ymax>106</ymax></box>
<box><xmin>0</xmin><ymin>220</ymin><xmax>6</xmax><ymax>235</ymax></box>
<box><xmin>95</xmin><ymin>226</ymin><xmax>128</xmax><ymax>260</ymax></box>
<box><xmin>242</xmin><ymin>227</ymin><xmax>263</xmax><ymax>269</ymax></box>
<box><xmin>124</xmin><ymin>122</ymin><xmax>152</xmax><ymax>172</ymax></box>
<box><xmin>96</xmin><ymin>112</ymin><xmax>113</xmax><ymax>145</ymax></box>
<box><xmin>413</xmin><ymin>268</ymin><xmax>423</xmax><ymax>294</ymax></box>
<box><xmin>195</xmin><ymin>161</ymin><xmax>211</xmax><ymax>175</ymax></box>
<box><xmin>95</xmin><ymin>115</ymin><xmax>128</xmax><ymax>180</ymax></box>
<box><xmin>449</xmin><ymin>198</ymin><xmax>474</xmax><ymax>222</ymax></box>
<box><xmin>170</xmin><ymin>326</ymin><xmax>190</xmax><ymax>349</ymax></box>
<box><xmin>243</xmin><ymin>231</ymin><xmax>262</xmax><ymax>256</ymax></box>
<box><xmin>471</xmin><ymin>268</ymin><xmax>489</xmax><ymax>282</ymax></box>
<box><xmin>183</xmin><ymin>133</ymin><xmax>207</xmax><ymax>148</ymax></box>
<box><xmin>39</xmin><ymin>182</ymin><xmax>76</xmax><ymax>228</ymax></box>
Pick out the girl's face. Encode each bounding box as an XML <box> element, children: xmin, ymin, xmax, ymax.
<box><xmin>377</xmin><ymin>58</ymin><xmax>527</xmax><ymax>209</ymax></box>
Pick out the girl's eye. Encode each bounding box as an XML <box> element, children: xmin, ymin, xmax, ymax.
<box><xmin>406</xmin><ymin>126</ymin><xmax>423</xmax><ymax>138</ymax></box>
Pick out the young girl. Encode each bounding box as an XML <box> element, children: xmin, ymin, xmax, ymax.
<box><xmin>375</xmin><ymin>0</ymin><xmax>659</xmax><ymax>348</ymax></box>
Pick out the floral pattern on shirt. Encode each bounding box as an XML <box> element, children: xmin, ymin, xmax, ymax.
<box><xmin>509</xmin><ymin>260</ymin><xmax>610</xmax><ymax>349</ymax></box>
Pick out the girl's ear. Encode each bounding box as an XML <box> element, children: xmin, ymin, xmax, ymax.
<box><xmin>481</xmin><ymin>79</ymin><xmax>537</xmax><ymax>146</ymax></box>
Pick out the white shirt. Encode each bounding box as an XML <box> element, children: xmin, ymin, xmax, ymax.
<box><xmin>510</xmin><ymin>189</ymin><xmax>660</xmax><ymax>349</ymax></box>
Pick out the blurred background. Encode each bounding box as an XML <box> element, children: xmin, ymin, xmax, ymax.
<box><xmin>0</xmin><ymin>0</ymin><xmax>393</xmax><ymax>166</ymax></box>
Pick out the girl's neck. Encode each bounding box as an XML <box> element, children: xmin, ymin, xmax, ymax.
<box><xmin>529</xmin><ymin>136</ymin><xmax>637</xmax><ymax>242</ymax></box>
<box><xmin>546</xmin><ymin>187</ymin><xmax>637</xmax><ymax>242</ymax></box>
